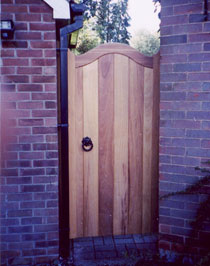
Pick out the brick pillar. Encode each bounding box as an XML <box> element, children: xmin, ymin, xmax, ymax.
<box><xmin>0</xmin><ymin>0</ymin><xmax>59</xmax><ymax>265</ymax></box>
<box><xmin>159</xmin><ymin>0</ymin><xmax>210</xmax><ymax>254</ymax></box>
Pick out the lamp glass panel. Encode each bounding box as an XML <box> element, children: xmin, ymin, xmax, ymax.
<box><xmin>0</xmin><ymin>21</ymin><xmax>12</xmax><ymax>30</ymax></box>
<box><xmin>70</xmin><ymin>30</ymin><xmax>79</xmax><ymax>46</ymax></box>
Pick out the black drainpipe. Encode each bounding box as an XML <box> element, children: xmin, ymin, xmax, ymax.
<box><xmin>57</xmin><ymin>1</ymin><xmax>85</xmax><ymax>260</ymax></box>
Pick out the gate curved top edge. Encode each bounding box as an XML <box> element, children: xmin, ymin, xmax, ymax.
<box><xmin>75</xmin><ymin>43</ymin><xmax>153</xmax><ymax>69</ymax></box>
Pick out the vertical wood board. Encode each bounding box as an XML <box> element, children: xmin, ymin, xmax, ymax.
<box><xmin>68</xmin><ymin>51</ymin><xmax>77</xmax><ymax>238</ymax></box>
<box><xmin>151</xmin><ymin>53</ymin><xmax>160</xmax><ymax>232</ymax></box>
<box><xmin>113</xmin><ymin>54</ymin><xmax>129</xmax><ymax>235</ymax></box>
<box><xmin>142</xmin><ymin>67</ymin><xmax>154</xmax><ymax>233</ymax></box>
<box><xmin>75</xmin><ymin>67</ymin><xmax>84</xmax><ymax>237</ymax></box>
<box><xmin>98</xmin><ymin>55</ymin><xmax>114</xmax><ymax>235</ymax></box>
<box><xmin>83</xmin><ymin>60</ymin><xmax>99</xmax><ymax>236</ymax></box>
<box><xmin>128</xmin><ymin>60</ymin><xmax>144</xmax><ymax>234</ymax></box>
<box><xmin>68</xmin><ymin>52</ymin><xmax>84</xmax><ymax>238</ymax></box>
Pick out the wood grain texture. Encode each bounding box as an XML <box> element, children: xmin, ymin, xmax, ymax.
<box><xmin>142</xmin><ymin>67</ymin><xmax>154</xmax><ymax>234</ymax></box>
<box><xmin>83</xmin><ymin>60</ymin><xmax>99</xmax><ymax>237</ymax></box>
<box><xmin>68</xmin><ymin>51</ymin><xmax>77</xmax><ymax>238</ymax></box>
<box><xmin>75</xmin><ymin>67</ymin><xmax>84</xmax><ymax>237</ymax></box>
<box><xmin>98</xmin><ymin>55</ymin><xmax>114</xmax><ymax>236</ymax></box>
<box><xmin>76</xmin><ymin>43</ymin><xmax>153</xmax><ymax>69</ymax></box>
<box><xmin>151</xmin><ymin>53</ymin><xmax>160</xmax><ymax>233</ymax></box>
<box><xmin>128</xmin><ymin>60</ymin><xmax>144</xmax><ymax>234</ymax></box>
<box><xmin>68</xmin><ymin>52</ymin><xmax>84</xmax><ymax>238</ymax></box>
<box><xmin>68</xmin><ymin>45</ymin><xmax>159</xmax><ymax>239</ymax></box>
<box><xmin>113</xmin><ymin>54</ymin><xmax>129</xmax><ymax>235</ymax></box>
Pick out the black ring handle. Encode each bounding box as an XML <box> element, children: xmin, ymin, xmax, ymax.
<box><xmin>82</xmin><ymin>137</ymin><xmax>93</xmax><ymax>152</ymax></box>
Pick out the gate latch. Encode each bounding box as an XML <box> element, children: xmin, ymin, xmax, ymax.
<box><xmin>82</xmin><ymin>137</ymin><xmax>93</xmax><ymax>152</ymax></box>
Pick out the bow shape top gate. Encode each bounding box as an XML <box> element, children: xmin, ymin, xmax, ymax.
<box><xmin>68</xmin><ymin>43</ymin><xmax>159</xmax><ymax>239</ymax></box>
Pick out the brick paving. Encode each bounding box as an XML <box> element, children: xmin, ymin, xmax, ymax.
<box><xmin>71</xmin><ymin>234</ymin><xmax>158</xmax><ymax>266</ymax></box>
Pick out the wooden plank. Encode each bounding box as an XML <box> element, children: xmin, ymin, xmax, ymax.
<box><xmin>128</xmin><ymin>60</ymin><xmax>144</xmax><ymax>234</ymax></box>
<box><xmin>76</xmin><ymin>43</ymin><xmax>153</xmax><ymax>69</ymax></box>
<box><xmin>83</xmin><ymin>60</ymin><xmax>99</xmax><ymax>237</ymax></box>
<box><xmin>151</xmin><ymin>53</ymin><xmax>160</xmax><ymax>233</ymax></box>
<box><xmin>142</xmin><ymin>67</ymin><xmax>154</xmax><ymax>234</ymax></box>
<box><xmin>68</xmin><ymin>52</ymin><xmax>84</xmax><ymax>238</ymax></box>
<box><xmin>113</xmin><ymin>54</ymin><xmax>129</xmax><ymax>235</ymax></box>
<box><xmin>98</xmin><ymin>54</ymin><xmax>114</xmax><ymax>235</ymax></box>
<box><xmin>68</xmin><ymin>51</ymin><xmax>77</xmax><ymax>239</ymax></box>
<box><xmin>75</xmin><ymin>67</ymin><xmax>84</xmax><ymax>237</ymax></box>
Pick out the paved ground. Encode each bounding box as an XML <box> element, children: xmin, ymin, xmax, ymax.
<box><xmin>70</xmin><ymin>234</ymin><xmax>158</xmax><ymax>266</ymax></box>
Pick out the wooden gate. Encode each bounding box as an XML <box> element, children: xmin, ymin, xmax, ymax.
<box><xmin>68</xmin><ymin>43</ymin><xmax>159</xmax><ymax>239</ymax></box>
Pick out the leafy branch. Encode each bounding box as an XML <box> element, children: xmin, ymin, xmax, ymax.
<box><xmin>160</xmin><ymin>162</ymin><xmax>210</xmax><ymax>244</ymax></box>
<box><xmin>160</xmin><ymin>174</ymin><xmax>210</xmax><ymax>200</ymax></box>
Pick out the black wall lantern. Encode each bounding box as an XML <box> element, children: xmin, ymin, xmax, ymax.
<box><xmin>0</xmin><ymin>20</ymin><xmax>15</xmax><ymax>39</ymax></box>
<box><xmin>68</xmin><ymin>2</ymin><xmax>86</xmax><ymax>48</ymax></box>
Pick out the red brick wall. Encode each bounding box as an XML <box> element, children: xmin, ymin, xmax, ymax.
<box><xmin>159</xmin><ymin>0</ymin><xmax>210</xmax><ymax>254</ymax></box>
<box><xmin>0</xmin><ymin>0</ymin><xmax>59</xmax><ymax>265</ymax></box>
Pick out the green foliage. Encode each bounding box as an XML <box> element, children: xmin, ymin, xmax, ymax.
<box><xmin>160</xmin><ymin>162</ymin><xmax>210</xmax><ymax>251</ymax></box>
<box><xmin>81</xmin><ymin>0</ymin><xmax>131</xmax><ymax>44</ymax></box>
<box><xmin>82</xmin><ymin>0</ymin><xmax>98</xmax><ymax>20</ymax></box>
<box><xmin>76</xmin><ymin>38</ymin><xmax>99</xmax><ymax>54</ymax></box>
<box><xmin>110</xmin><ymin>0</ymin><xmax>131</xmax><ymax>43</ymax></box>
<box><xmin>152</xmin><ymin>0</ymin><xmax>161</xmax><ymax>19</ymax></box>
<box><xmin>160</xmin><ymin>174</ymin><xmax>210</xmax><ymax>200</ymax></box>
<box><xmin>95</xmin><ymin>0</ymin><xmax>113</xmax><ymax>43</ymax></box>
<box><xmin>75</xmin><ymin>18</ymin><xmax>100</xmax><ymax>54</ymax></box>
<box><xmin>130</xmin><ymin>29</ymin><xmax>160</xmax><ymax>56</ymax></box>
<box><xmin>197</xmin><ymin>253</ymin><xmax>210</xmax><ymax>266</ymax></box>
